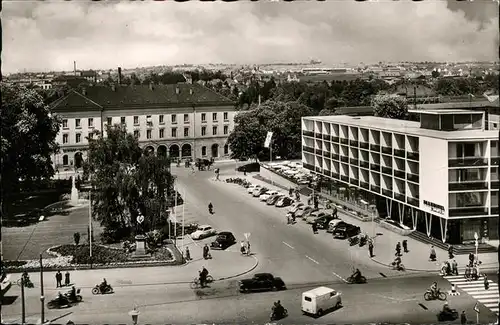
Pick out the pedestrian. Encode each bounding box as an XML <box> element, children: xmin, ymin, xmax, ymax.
<box><xmin>289</xmin><ymin>187</ymin><xmax>293</xmax><ymax>197</ymax></box>
<box><xmin>395</xmin><ymin>242</ymin><xmax>401</xmax><ymax>256</ymax></box>
<box><xmin>402</xmin><ymin>240</ymin><xmax>408</xmax><ymax>253</ymax></box>
<box><xmin>312</xmin><ymin>223</ymin><xmax>318</xmax><ymax>234</ymax></box>
<box><xmin>314</xmin><ymin>198</ymin><xmax>319</xmax><ymax>210</ymax></box>
<box><xmin>64</xmin><ymin>271</ymin><xmax>70</xmax><ymax>286</ymax></box>
<box><xmin>191</xmin><ymin>164</ymin><xmax>196</xmax><ymax>174</ymax></box>
<box><xmin>460</xmin><ymin>310</ymin><xmax>467</xmax><ymax>325</ymax></box>
<box><xmin>184</xmin><ymin>247</ymin><xmax>191</xmax><ymax>261</ymax></box>
<box><xmin>295</xmin><ymin>191</ymin><xmax>300</xmax><ymax>201</ymax></box>
<box><xmin>240</xmin><ymin>241</ymin><xmax>246</xmax><ymax>254</ymax></box>
<box><xmin>246</xmin><ymin>241</ymin><xmax>251</xmax><ymax>255</ymax></box>
<box><xmin>203</xmin><ymin>244</ymin><xmax>211</xmax><ymax>259</ymax></box>
<box><xmin>55</xmin><ymin>270</ymin><xmax>62</xmax><ymax>288</ymax></box>
<box><xmin>368</xmin><ymin>241</ymin><xmax>374</xmax><ymax>258</ymax></box>
<box><xmin>468</xmin><ymin>252</ymin><xmax>474</xmax><ymax>266</ymax></box>
<box><xmin>308</xmin><ymin>195</ymin><xmax>312</xmax><ymax>205</ymax></box>
<box><xmin>448</xmin><ymin>245</ymin><xmax>454</xmax><ymax>259</ymax></box>
<box><xmin>429</xmin><ymin>245</ymin><xmax>437</xmax><ymax>261</ymax></box>
<box><xmin>451</xmin><ymin>259</ymin><xmax>458</xmax><ymax>275</ymax></box>
<box><xmin>243</xmin><ymin>167</ymin><xmax>247</xmax><ymax>176</ymax></box>
<box><xmin>484</xmin><ymin>274</ymin><xmax>489</xmax><ymax>290</ymax></box>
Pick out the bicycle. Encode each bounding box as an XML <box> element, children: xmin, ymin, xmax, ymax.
<box><xmin>190</xmin><ymin>275</ymin><xmax>214</xmax><ymax>289</ymax></box>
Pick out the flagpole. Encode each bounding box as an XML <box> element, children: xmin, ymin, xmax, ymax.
<box><xmin>174</xmin><ymin>188</ymin><xmax>178</xmax><ymax>246</ymax></box>
<box><xmin>182</xmin><ymin>189</ymin><xmax>185</xmax><ymax>253</ymax></box>
<box><xmin>89</xmin><ymin>186</ymin><xmax>93</xmax><ymax>268</ymax></box>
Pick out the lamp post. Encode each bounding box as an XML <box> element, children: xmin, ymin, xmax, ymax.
<box><xmin>39</xmin><ymin>254</ymin><xmax>45</xmax><ymax>324</ymax></box>
<box><xmin>128</xmin><ymin>307</ymin><xmax>140</xmax><ymax>325</ymax></box>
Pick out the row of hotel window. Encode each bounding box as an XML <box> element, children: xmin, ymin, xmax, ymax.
<box><xmin>62</xmin><ymin>112</ymin><xmax>229</xmax><ymax>129</ymax></box>
<box><xmin>62</xmin><ymin>126</ymin><xmax>229</xmax><ymax>144</ymax></box>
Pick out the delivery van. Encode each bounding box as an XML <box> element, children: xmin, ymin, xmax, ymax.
<box><xmin>301</xmin><ymin>286</ymin><xmax>342</xmax><ymax>317</ymax></box>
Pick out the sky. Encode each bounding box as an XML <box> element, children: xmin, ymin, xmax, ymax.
<box><xmin>2</xmin><ymin>0</ymin><xmax>499</xmax><ymax>74</ymax></box>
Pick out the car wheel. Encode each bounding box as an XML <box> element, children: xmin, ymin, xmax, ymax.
<box><xmin>317</xmin><ymin>309</ymin><xmax>323</xmax><ymax>316</ymax></box>
<box><xmin>336</xmin><ymin>301</ymin><xmax>342</xmax><ymax>308</ymax></box>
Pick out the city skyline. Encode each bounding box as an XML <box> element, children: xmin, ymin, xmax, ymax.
<box><xmin>3</xmin><ymin>1</ymin><xmax>499</xmax><ymax>74</ymax></box>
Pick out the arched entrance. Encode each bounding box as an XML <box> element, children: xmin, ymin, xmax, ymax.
<box><xmin>144</xmin><ymin>146</ymin><xmax>155</xmax><ymax>156</ymax></box>
<box><xmin>169</xmin><ymin>144</ymin><xmax>180</xmax><ymax>158</ymax></box>
<box><xmin>74</xmin><ymin>152</ymin><xmax>83</xmax><ymax>169</ymax></box>
<box><xmin>211</xmin><ymin>144</ymin><xmax>219</xmax><ymax>158</ymax></box>
<box><xmin>181</xmin><ymin>144</ymin><xmax>192</xmax><ymax>158</ymax></box>
<box><xmin>62</xmin><ymin>154</ymin><xmax>69</xmax><ymax>166</ymax></box>
<box><xmin>157</xmin><ymin>145</ymin><xmax>167</xmax><ymax>157</ymax></box>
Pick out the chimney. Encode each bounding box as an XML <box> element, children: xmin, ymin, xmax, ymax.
<box><xmin>74</xmin><ymin>61</ymin><xmax>77</xmax><ymax>76</ymax></box>
<box><xmin>175</xmin><ymin>87</ymin><xmax>180</xmax><ymax>95</ymax></box>
<box><xmin>118</xmin><ymin>67</ymin><xmax>122</xmax><ymax>85</ymax></box>
<box><xmin>111</xmin><ymin>84</ymin><xmax>116</xmax><ymax>92</ymax></box>
<box><xmin>149</xmin><ymin>82</ymin><xmax>154</xmax><ymax>91</ymax></box>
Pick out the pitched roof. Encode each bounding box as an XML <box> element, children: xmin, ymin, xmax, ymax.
<box><xmin>51</xmin><ymin>83</ymin><xmax>235</xmax><ymax>112</ymax></box>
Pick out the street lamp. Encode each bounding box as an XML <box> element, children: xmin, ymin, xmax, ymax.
<box><xmin>128</xmin><ymin>307</ymin><xmax>140</xmax><ymax>325</ymax></box>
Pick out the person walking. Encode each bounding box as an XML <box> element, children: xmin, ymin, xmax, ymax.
<box><xmin>203</xmin><ymin>244</ymin><xmax>211</xmax><ymax>259</ymax></box>
<box><xmin>184</xmin><ymin>247</ymin><xmax>191</xmax><ymax>261</ymax></box>
<box><xmin>402</xmin><ymin>240</ymin><xmax>408</xmax><ymax>253</ymax></box>
<box><xmin>451</xmin><ymin>259</ymin><xmax>458</xmax><ymax>275</ymax></box>
<box><xmin>64</xmin><ymin>271</ymin><xmax>71</xmax><ymax>286</ymax></box>
<box><xmin>448</xmin><ymin>245</ymin><xmax>454</xmax><ymax>259</ymax></box>
<box><xmin>460</xmin><ymin>310</ymin><xmax>467</xmax><ymax>325</ymax></box>
<box><xmin>395</xmin><ymin>242</ymin><xmax>401</xmax><ymax>256</ymax></box>
<box><xmin>429</xmin><ymin>245</ymin><xmax>437</xmax><ymax>261</ymax></box>
<box><xmin>468</xmin><ymin>252</ymin><xmax>474</xmax><ymax>267</ymax></box>
<box><xmin>289</xmin><ymin>187</ymin><xmax>293</xmax><ymax>197</ymax></box>
<box><xmin>484</xmin><ymin>274</ymin><xmax>489</xmax><ymax>290</ymax></box>
<box><xmin>368</xmin><ymin>240</ymin><xmax>374</xmax><ymax>258</ymax></box>
<box><xmin>55</xmin><ymin>270</ymin><xmax>62</xmax><ymax>288</ymax></box>
<box><xmin>312</xmin><ymin>222</ymin><xmax>318</xmax><ymax>234</ymax></box>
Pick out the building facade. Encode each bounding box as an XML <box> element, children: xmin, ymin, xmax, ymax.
<box><xmin>302</xmin><ymin>110</ymin><xmax>499</xmax><ymax>244</ymax></box>
<box><xmin>50</xmin><ymin>83</ymin><xmax>237</xmax><ymax>170</ymax></box>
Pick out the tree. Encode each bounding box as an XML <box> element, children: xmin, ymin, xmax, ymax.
<box><xmin>431</xmin><ymin>70</ymin><xmax>440</xmax><ymax>78</ymax></box>
<box><xmin>372</xmin><ymin>94</ymin><xmax>409</xmax><ymax>120</ymax></box>
<box><xmin>227</xmin><ymin>110</ymin><xmax>268</xmax><ymax>161</ymax></box>
<box><xmin>1</xmin><ymin>83</ymin><xmax>61</xmax><ymax>216</ymax></box>
<box><xmin>318</xmin><ymin>108</ymin><xmax>336</xmax><ymax>116</ymax></box>
<box><xmin>83</xmin><ymin>125</ymin><xmax>174</xmax><ymax>241</ymax></box>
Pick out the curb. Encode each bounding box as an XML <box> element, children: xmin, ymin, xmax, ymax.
<box><xmin>217</xmin><ymin>254</ymin><xmax>259</xmax><ymax>281</ymax></box>
<box><xmin>370</xmin><ymin>257</ymin><xmax>499</xmax><ymax>273</ymax></box>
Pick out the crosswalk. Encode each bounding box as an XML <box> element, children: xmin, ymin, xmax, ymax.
<box><xmin>444</xmin><ymin>275</ymin><xmax>499</xmax><ymax>315</ymax></box>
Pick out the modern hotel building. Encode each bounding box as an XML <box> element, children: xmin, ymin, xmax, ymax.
<box><xmin>302</xmin><ymin>110</ymin><xmax>499</xmax><ymax>244</ymax></box>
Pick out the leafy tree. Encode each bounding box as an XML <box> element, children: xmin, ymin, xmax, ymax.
<box><xmin>1</xmin><ymin>83</ymin><xmax>61</xmax><ymax>216</ymax></box>
<box><xmin>372</xmin><ymin>94</ymin><xmax>409</xmax><ymax>120</ymax></box>
<box><xmin>227</xmin><ymin>110</ymin><xmax>269</xmax><ymax>161</ymax></box>
<box><xmin>318</xmin><ymin>108</ymin><xmax>336</xmax><ymax>116</ymax></box>
<box><xmin>431</xmin><ymin>70</ymin><xmax>440</xmax><ymax>78</ymax></box>
<box><xmin>83</xmin><ymin>125</ymin><xmax>174</xmax><ymax>240</ymax></box>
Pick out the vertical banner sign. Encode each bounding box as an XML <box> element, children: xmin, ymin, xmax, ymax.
<box><xmin>264</xmin><ymin>132</ymin><xmax>273</xmax><ymax>148</ymax></box>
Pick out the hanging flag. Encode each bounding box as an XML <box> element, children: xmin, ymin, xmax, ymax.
<box><xmin>264</xmin><ymin>132</ymin><xmax>273</xmax><ymax>148</ymax></box>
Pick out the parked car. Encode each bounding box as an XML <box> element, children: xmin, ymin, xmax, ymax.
<box><xmin>295</xmin><ymin>206</ymin><xmax>316</xmax><ymax>218</ymax></box>
<box><xmin>333</xmin><ymin>224</ymin><xmax>361</xmax><ymax>239</ymax></box>
<box><xmin>247</xmin><ymin>184</ymin><xmax>262</xmax><ymax>194</ymax></box>
<box><xmin>315</xmin><ymin>215</ymin><xmax>337</xmax><ymax>229</ymax></box>
<box><xmin>267</xmin><ymin>194</ymin><xmax>285</xmax><ymax>205</ymax></box>
<box><xmin>190</xmin><ymin>225</ymin><xmax>217</xmax><ymax>240</ymax></box>
<box><xmin>210</xmin><ymin>231</ymin><xmax>236</xmax><ymax>250</ymax></box>
<box><xmin>327</xmin><ymin>219</ymin><xmax>346</xmax><ymax>233</ymax></box>
<box><xmin>305</xmin><ymin>209</ymin><xmax>331</xmax><ymax>224</ymax></box>
<box><xmin>288</xmin><ymin>202</ymin><xmax>305</xmax><ymax>213</ymax></box>
<box><xmin>275</xmin><ymin>196</ymin><xmax>294</xmax><ymax>207</ymax></box>
<box><xmin>259</xmin><ymin>190</ymin><xmax>280</xmax><ymax>201</ymax></box>
<box><xmin>253</xmin><ymin>187</ymin><xmax>269</xmax><ymax>197</ymax></box>
<box><xmin>238</xmin><ymin>273</ymin><xmax>286</xmax><ymax>293</ymax></box>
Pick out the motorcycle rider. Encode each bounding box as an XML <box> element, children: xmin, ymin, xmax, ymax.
<box><xmin>430</xmin><ymin>282</ymin><xmax>439</xmax><ymax>297</ymax></box>
<box><xmin>442</xmin><ymin>302</ymin><xmax>453</xmax><ymax>316</ymax></box>
<box><xmin>100</xmin><ymin>278</ymin><xmax>108</xmax><ymax>293</ymax></box>
<box><xmin>57</xmin><ymin>291</ymin><xmax>68</xmax><ymax>306</ymax></box>
<box><xmin>272</xmin><ymin>300</ymin><xmax>284</xmax><ymax>317</ymax></box>
<box><xmin>68</xmin><ymin>286</ymin><xmax>77</xmax><ymax>302</ymax></box>
<box><xmin>352</xmin><ymin>268</ymin><xmax>362</xmax><ymax>282</ymax></box>
<box><xmin>22</xmin><ymin>270</ymin><xmax>31</xmax><ymax>285</ymax></box>
<box><xmin>208</xmin><ymin>202</ymin><xmax>213</xmax><ymax>214</ymax></box>
<box><xmin>393</xmin><ymin>256</ymin><xmax>402</xmax><ymax>270</ymax></box>
<box><xmin>200</xmin><ymin>266</ymin><xmax>209</xmax><ymax>287</ymax></box>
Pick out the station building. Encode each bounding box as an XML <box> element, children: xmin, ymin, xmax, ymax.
<box><xmin>50</xmin><ymin>83</ymin><xmax>237</xmax><ymax>171</ymax></box>
<box><xmin>302</xmin><ymin>110</ymin><xmax>499</xmax><ymax>245</ymax></box>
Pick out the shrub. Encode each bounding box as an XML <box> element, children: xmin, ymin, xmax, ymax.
<box><xmin>146</xmin><ymin>230</ymin><xmax>163</xmax><ymax>248</ymax></box>
<box><xmin>3</xmin><ymin>260</ymin><xmax>27</xmax><ymax>267</ymax></box>
<box><xmin>153</xmin><ymin>247</ymin><xmax>173</xmax><ymax>261</ymax></box>
<box><xmin>51</xmin><ymin>244</ymin><xmax>129</xmax><ymax>264</ymax></box>
<box><xmin>100</xmin><ymin>227</ymin><xmax>131</xmax><ymax>244</ymax></box>
<box><xmin>74</xmin><ymin>232</ymin><xmax>81</xmax><ymax>245</ymax></box>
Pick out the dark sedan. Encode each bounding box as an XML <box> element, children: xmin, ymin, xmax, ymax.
<box><xmin>238</xmin><ymin>273</ymin><xmax>286</xmax><ymax>293</ymax></box>
<box><xmin>266</xmin><ymin>194</ymin><xmax>284</xmax><ymax>205</ymax></box>
<box><xmin>210</xmin><ymin>231</ymin><xmax>236</xmax><ymax>250</ymax></box>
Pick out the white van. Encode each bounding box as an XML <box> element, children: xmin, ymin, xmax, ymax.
<box><xmin>302</xmin><ymin>286</ymin><xmax>342</xmax><ymax>316</ymax></box>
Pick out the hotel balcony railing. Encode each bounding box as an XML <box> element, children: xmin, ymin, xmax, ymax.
<box><xmin>303</xmin><ymin>163</ymin><xmax>314</xmax><ymax>171</ymax></box>
<box><xmin>449</xmin><ymin>157</ymin><xmax>488</xmax><ymax>168</ymax></box>
<box><xmin>407</xmin><ymin>173</ymin><xmax>419</xmax><ymax>183</ymax></box>
<box><xmin>370</xmin><ymin>163</ymin><xmax>381</xmax><ymax>171</ymax></box>
<box><xmin>449</xmin><ymin>207</ymin><xmax>489</xmax><ymax>217</ymax></box>
<box><xmin>491</xmin><ymin>207</ymin><xmax>499</xmax><ymax>215</ymax></box>
<box><xmin>332</xmin><ymin>154</ymin><xmax>339</xmax><ymax>161</ymax></box>
<box><xmin>382</xmin><ymin>146</ymin><xmax>392</xmax><ymax>155</ymax></box>
<box><xmin>349</xmin><ymin>140</ymin><xmax>359</xmax><ymax>147</ymax></box>
<box><xmin>341</xmin><ymin>175</ymin><xmax>349</xmax><ymax>182</ymax></box>
<box><xmin>370</xmin><ymin>144</ymin><xmax>380</xmax><ymax>152</ymax></box>
<box><xmin>407</xmin><ymin>197</ymin><xmax>420</xmax><ymax>207</ymax></box>
<box><xmin>382</xmin><ymin>166</ymin><xmax>392</xmax><ymax>175</ymax></box>
<box><xmin>341</xmin><ymin>156</ymin><xmax>349</xmax><ymax>163</ymax></box>
<box><xmin>360</xmin><ymin>142</ymin><xmax>369</xmax><ymax>150</ymax></box>
<box><xmin>322</xmin><ymin>134</ymin><xmax>331</xmax><ymax>141</ymax></box>
<box><xmin>315</xmin><ymin>166</ymin><xmax>322</xmax><ymax>173</ymax></box>
<box><xmin>448</xmin><ymin>181</ymin><xmax>488</xmax><ymax>191</ymax></box>
<box><xmin>303</xmin><ymin>146</ymin><xmax>315</xmax><ymax>154</ymax></box>
<box><xmin>332</xmin><ymin>136</ymin><xmax>339</xmax><ymax>143</ymax></box>
<box><xmin>331</xmin><ymin>172</ymin><xmax>340</xmax><ymax>179</ymax></box>
<box><xmin>322</xmin><ymin>151</ymin><xmax>330</xmax><ymax>158</ymax></box>
<box><xmin>394</xmin><ymin>149</ymin><xmax>406</xmax><ymax>158</ymax></box>
<box><xmin>340</xmin><ymin>138</ymin><xmax>349</xmax><ymax>145</ymax></box>
<box><xmin>360</xmin><ymin>161</ymin><xmax>370</xmax><ymax>169</ymax></box>
<box><xmin>350</xmin><ymin>158</ymin><xmax>359</xmax><ymax>166</ymax></box>
<box><xmin>394</xmin><ymin>193</ymin><xmax>406</xmax><ymax>202</ymax></box>
<box><xmin>315</xmin><ymin>133</ymin><xmax>323</xmax><ymax>138</ymax></box>
<box><xmin>303</xmin><ymin>131</ymin><xmax>314</xmax><ymax>137</ymax></box>
<box><xmin>370</xmin><ymin>185</ymin><xmax>381</xmax><ymax>193</ymax></box>
<box><xmin>491</xmin><ymin>157</ymin><xmax>500</xmax><ymax>165</ymax></box>
<box><xmin>491</xmin><ymin>180</ymin><xmax>499</xmax><ymax>189</ymax></box>
<box><xmin>394</xmin><ymin>170</ymin><xmax>405</xmax><ymax>179</ymax></box>
<box><xmin>407</xmin><ymin>151</ymin><xmax>419</xmax><ymax>161</ymax></box>
<box><xmin>350</xmin><ymin>179</ymin><xmax>359</xmax><ymax>186</ymax></box>
<box><xmin>360</xmin><ymin>181</ymin><xmax>370</xmax><ymax>189</ymax></box>
<box><xmin>382</xmin><ymin>189</ymin><xmax>393</xmax><ymax>198</ymax></box>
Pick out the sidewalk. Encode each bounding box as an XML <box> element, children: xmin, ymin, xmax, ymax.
<box><xmin>240</xmin><ymin>168</ymin><xmax>498</xmax><ymax>273</ymax></box>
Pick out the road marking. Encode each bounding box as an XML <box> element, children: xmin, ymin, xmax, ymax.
<box><xmin>305</xmin><ymin>255</ymin><xmax>319</xmax><ymax>265</ymax></box>
<box><xmin>282</xmin><ymin>241</ymin><xmax>294</xmax><ymax>249</ymax></box>
<box><xmin>371</xmin><ymin>294</ymin><xmax>416</xmax><ymax>302</ymax></box>
<box><xmin>331</xmin><ymin>271</ymin><xmax>347</xmax><ymax>283</ymax></box>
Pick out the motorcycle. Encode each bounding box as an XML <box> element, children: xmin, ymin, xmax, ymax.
<box><xmin>92</xmin><ymin>284</ymin><xmax>114</xmax><ymax>295</ymax></box>
<box><xmin>391</xmin><ymin>262</ymin><xmax>406</xmax><ymax>271</ymax></box>
<box><xmin>437</xmin><ymin>309</ymin><xmax>458</xmax><ymax>322</ymax></box>
<box><xmin>424</xmin><ymin>289</ymin><xmax>447</xmax><ymax>301</ymax></box>
<box><xmin>17</xmin><ymin>277</ymin><xmax>34</xmax><ymax>288</ymax></box>
<box><xmin>270</xmin><ymin>307</ymin><xmax>288</xmax><ymax>321</ymax></box>
<box><xmin>47</xmin><ymin>296</ymin><xmax>73</xmax><ymax>309</ymax></box>
<box><xmin>348</xmin><ymin>236</ymin><xmax>359</xmax><ymax>246</ymax></box>
<box><xmin>359</xmin><ymin>235</ymin><xmax>368</xmax><ymax>247</ymax></box>
<box><xmin>346</xmin><ymin>274</ymin><xmax>366</xmax><ymax>284</ymax></box>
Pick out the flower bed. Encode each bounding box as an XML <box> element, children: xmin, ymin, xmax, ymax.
<box><xmin>380</xmin><ymin>219</ymin><xmax>414</xmax><ymax>236</ymax></box>
<box><xmin>50</xmin><ymin>244</ymin><xmax>129</xmax><ymax>265</ymax></box>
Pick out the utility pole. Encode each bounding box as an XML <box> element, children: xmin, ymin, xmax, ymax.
<box><xmin>39</xmin><ymin>254</ymin><xmax>45</xmax><ymax>324</ymax></box>
<box><xmin>21</xmin><ymin>277</ymin><xmax>26</xmax><ymax>324</ymax></box>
